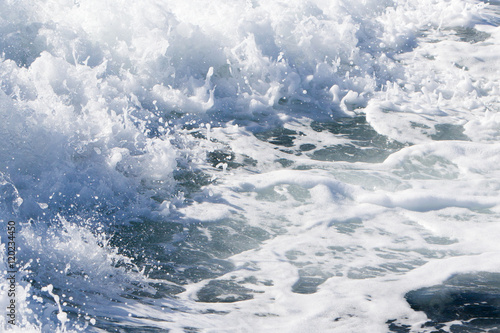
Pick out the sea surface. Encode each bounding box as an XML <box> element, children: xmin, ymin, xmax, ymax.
<box><xmin>1</xmin><ymin>0</ymin><xmax>500</xmax><ymax>332</ymax></box>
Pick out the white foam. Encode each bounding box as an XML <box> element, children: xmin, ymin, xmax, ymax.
<box><xmin>1</xmin><ymin>0</ymin><xmax>500</xmax><ymax>332</ymax></box>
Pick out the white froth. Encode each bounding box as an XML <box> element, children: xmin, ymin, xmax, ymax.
<box><xmin>1</xmin><ymin>0</ymin><xmax>500</xmax><ymax>332</ymax></box>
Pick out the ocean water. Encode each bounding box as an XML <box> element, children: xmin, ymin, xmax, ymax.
<box><xmin>1</xmin><ymin>0</ymin><xmax>500</xmax><ymax>332</ymax></box>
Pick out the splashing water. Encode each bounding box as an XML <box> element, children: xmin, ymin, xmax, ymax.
<box><xmin>1</xmin><ymin>0</ymin><xmax>500</xmax><ymax>332</ymax></box>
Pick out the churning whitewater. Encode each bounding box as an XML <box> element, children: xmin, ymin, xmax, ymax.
<box><xmin>1</xmin><ymin>0</ymin><xmax>500</xmax><ymax>332</ymax></box>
